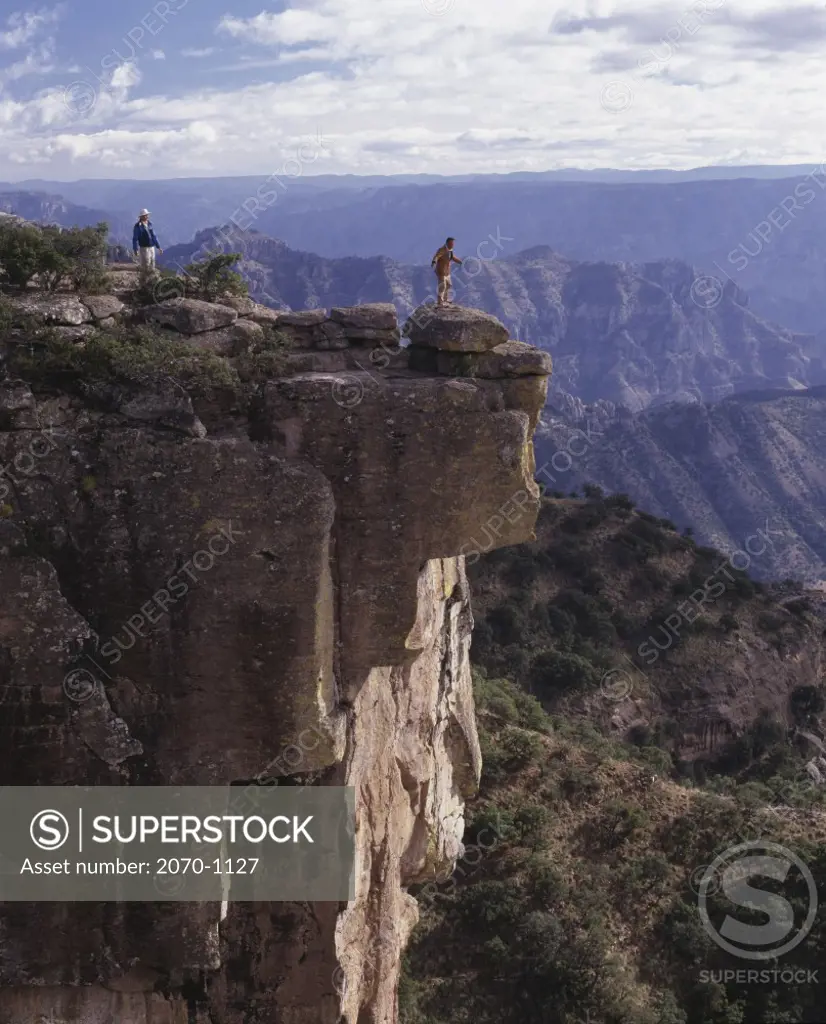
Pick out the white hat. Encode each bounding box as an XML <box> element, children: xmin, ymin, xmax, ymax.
<box><xmin>139</xmin><ymin>208</ymin><xmax>150</xmax><ymax>216</ymax></box>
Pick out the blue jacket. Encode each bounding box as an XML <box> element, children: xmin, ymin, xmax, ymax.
<box><xmin>133</xmin><ymin>220</ymin><xmax>160</xmax><ymax>252</ymax></box>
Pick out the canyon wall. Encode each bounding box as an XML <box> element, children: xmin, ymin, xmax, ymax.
<box><xmin>0</xmin><ymin>299</ymin><xmax>549</xmax><ymax>1022</ymax></box>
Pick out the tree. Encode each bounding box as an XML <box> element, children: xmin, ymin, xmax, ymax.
<box><xmin>183</xmin><ymin>250</ymin><xmax>248</xmax><ymax>300</ymax></box>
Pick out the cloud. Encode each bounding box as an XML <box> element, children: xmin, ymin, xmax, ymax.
<box><xmin>150</xmin><ymin>49</ymin><xmax>166</xmax><ymax>60</ymax></box>
<box><xmin>0</xmin><ymin>41</ymin><xmax>55</xmax><ymax>82</ymax></box>
<box><xmin>218</xmin><ymin>10</ymin><xmax>336</xmax><ymax>48</ymax></box>
<box><xmin>2</xmin><ymin>0</ymin><xmax>826</xmax><ymax>180</ymax></box>
<box><xmin>111</xmin><ymin>62</ymin><xmax>141</xmax><ymax>90</ymax></box>
<box><xmin>0</xmin><ymin>7</ymin><xmax>62</xmax><ymax>49</ymax></box>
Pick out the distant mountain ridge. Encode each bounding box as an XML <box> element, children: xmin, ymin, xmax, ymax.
<box><xmin>0</xmin><ymin>191</ymin><xmax>129</xmax><ymax>240</ymax></box>
<box><xmin>164</xmin><ymin>227</ymin><xmax>826</xmax><ymax>412</ymax></box>
<box><xmin>7</xmin><ymin>172</ymin><xmax>826</xmax><ymax>333</ymax></box>
<box><xmin>537</xmin><ymin>387</ymin><xmax>826</xmax><ymax>586</ymax></box>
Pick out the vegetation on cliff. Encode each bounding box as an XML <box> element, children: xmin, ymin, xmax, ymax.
<box><xmin>0</xmin><ymin>220</ymin><xmax>109</xmax><ymax>293</ymax></box>
<box><xmin>0</xmin><ymin>229</ymin><xmax>293</xmax><ymax>407</ymax></box>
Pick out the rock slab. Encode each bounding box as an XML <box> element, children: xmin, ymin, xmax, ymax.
<box><xmin>403</xmin><ymin>303</ymin><xmax>509</xmax><ymax>352</ymax></box>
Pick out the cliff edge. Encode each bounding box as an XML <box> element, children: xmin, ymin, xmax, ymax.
<box><xmin>0</xmin><ymin>292</ymin><xmax>550</xmax><ymax>1023</ymax></box>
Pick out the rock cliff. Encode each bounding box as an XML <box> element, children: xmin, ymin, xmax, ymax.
<box><xmin>0</xmin><ymin>294</ymin><xmax>549</xmax><ymax>1022</ymax></box>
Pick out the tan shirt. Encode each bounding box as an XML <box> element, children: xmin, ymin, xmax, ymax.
<box><xmin>432</xmin><ymin>245</ymin><xmax>460</xmax><ymax>277</ymax></box>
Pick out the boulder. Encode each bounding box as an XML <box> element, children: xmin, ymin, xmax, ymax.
<box><xmin>330</xmin><ymin>303</ymin><xmax>398</xmax><ymax>331</ymax></box>
<box><xmin>144</xmin><ymin>297</ymin><xmax>238</xmax><ymax>334</ymax></box>
<box><xmin>9</xmin><ymin>294</ymin><xmax>92</xmax><ymax>327</ymax></box>
<box><xmin>222</xmin><ymin>295</ymin><xmax>257</xmax><ymax>316</ymax></box>
<box><xmin>52</xmin><ymin>324</ymin><xmax>95</xmax><ymax>343</ymax></box>
<box><xmin>247</xmin><ymin>304</ymin><xmax>282</xmax><ymax>326</ymax></box>
<box><xmin>81</xmin><ymin>295</ymin><xmax>125</xmax><ymax>321</ymax></box>
<box><xmin>434</xmin><ymin>342</ymin><xmax>553</xmax><ymax>378</ymax></box>
<box><xmin>402</xmin><ymin>304</ymin><xmax>508</xmax><ymax>352</ymax></box>
<box><xmin>188</xmin><ymin>319</ymin><xmax>264</xmax><ymax>357</ymax></box>
<box><xmin>278</xmin><ymin>310</ymin><xmax>327</xmax><ymax>327</ymax></box>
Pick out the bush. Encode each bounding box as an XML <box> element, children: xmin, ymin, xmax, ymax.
<box><xmin>600</xmin><ymin>799</ymin><xmax>650</xmax><ymax>846</ymax></box>
<box><xmin>0</xmin><ymin>221</ymin><xmax>109</xmax><ymax>292</ymax></box>
<box><xmin>530</xmin><ymin>649</ymin><xmax>600</xmax><ymax>694</ymax></box>
<box><xmin>512</xmin><ymin>803</ymin><xmax>551</xmax><ymax>847</ymax></box>
<box><xmin>527</xmin><ymin>858</ymin><xmax>568</xmax><ymax>905</ymax></box>
<box><xmin>0</xmin><ymin>222</ymin><xmax>47</xmax><ymax>287</ymax></box>
<box><xmin>757</xmin><ymin>610</ymin><xmax>786</xmax><ymax>633</ymax></box>
<box><xmin>499</xmin><ymin>727</ymin><xmax>544</xmax><ymax>768</ymax></box>
<box><xmin>181</xmin><ymin>250</ymin><xmax>248</xmax><ymax>301</ymax></box>
<box><xmin>12</xmin><ymin>324</ymin><xmax>240</xmax><ymax>394</ymax></box>
<box><xmin>605</xmin><ymin>492</ymin><xmax>635</xmax><ymax>511</ymax></box>
<box><xmin>486</xmin><ymin>604</ymin><xmax>526</xmax><ymax>646</ymax></box>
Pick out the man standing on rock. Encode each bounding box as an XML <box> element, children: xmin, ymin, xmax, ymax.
<box><xmin>132</xmin><ymin>209</ymin><xmax>163</xmax><ymax>285</ymax></box>
<box><xmin>431</xmin><ymin>236</ymin><xmax>462</xmax><ymax>306</ymax></box>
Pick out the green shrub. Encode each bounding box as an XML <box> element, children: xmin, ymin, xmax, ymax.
<box><xmin>605</xmin><ymin>492</ymin><xmax>635</xmax><ymax>511</ymax></box>
<box><xmin>182</xmin><ymin>250</ymin><xmax>248</xmax><ymax>301</ymax></box>
<box><xmin>526</xmin><ymin>858</ymin><xmax>568</xmax><ymax>905</ymax></box>
<box><xmin>13</xmin><ymin>324</ymin><xmax>239</xmax><ymax>394</ymax></box>
<box><xmin>600</xmin><ymin>798</ymin><xmax>650</xmax><ymax>846</ymax></box>
<box><xmin>0</xmin><ymin>222</ymin><xmax>46</xmax><ymax>287</ymax></box>
<box><xmin>530</xmin><ymin>649</ymin><xmax>600</xmax><ymax>694</ymax></box>
<box><xmin>499</xmin><ymin>727</ymin><xmax>544</xmax><ymax>768</ymax></box>
<box><xmin>0</xmin><ymin>221</ymin><xmax>109</xmax><ymax>292</ymax></box>
<box><xmin>486</xmin><ymin>604</ymin><xmax>526</xmax><ymax>646</ymax></box>
<box><xmin>512</xmin><ymin>803</ymin><xmax>550</xmax><ymax>848</ymax></box>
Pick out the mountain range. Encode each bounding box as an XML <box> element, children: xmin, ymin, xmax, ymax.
<box><xmin>537</xmin><ymin>388</ymin><xmax>826</xmax><ymax>586</ymax></box>
<box><xmin>5</xmin><ymin>170</ymin><xmax>826</xmax><ymax>334</ymax></box>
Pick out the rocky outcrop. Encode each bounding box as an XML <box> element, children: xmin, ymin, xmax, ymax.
<box><xmin>162</xmin><ymin>229</ymin><xmax>825</xmax><ymax>412</ymax></box>
<box><xmin>0</xmin><ymin>301</ymin><xmax>549</xmax><ymax>1022</ymax></box>
<box><xmin>404</xmin><ymin>304</ymin><xmax>509</xmax><ymax>352</ymax></box>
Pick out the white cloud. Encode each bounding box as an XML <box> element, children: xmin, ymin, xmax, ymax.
<box><xmin>110</xmin><ymin>61</ymin><xmax>141</xmax><ymax>90</ymax></box>
<box><xmin>0</xmin><ymin>41</ymin><xmax>55</xmax><ymax>82</ymax></box>
<box><xmin>218</xmin><ymin>10</ymin><xmax>336</xmax><ymax>47</ymax></box>
<box><xmin>0</xmin><ymin>7</ymin><xmax>62</xmax><ymax>49</ymax></box>
<box><xmin>150</xmin><ymin>49</ymin><xmax>166</xmax><ymax>60</ymax></box>
<box><xmin>181</xmin><ymin>47</ymin><xmax>217</xmax><ymax>58</ymax></box>
<box><xmin>3</xmin><ymin>1</ymin><xmax>826</xmax><ymax>178</ymax></box>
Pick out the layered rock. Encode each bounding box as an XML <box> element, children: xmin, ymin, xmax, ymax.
<box><xmin>0</xmin><ymin>300</ymin><xmax>550</xmax><ymax>1023</ymax></box>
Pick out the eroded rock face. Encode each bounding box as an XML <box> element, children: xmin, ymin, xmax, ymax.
<box><xmin>0</xmin><ymin>301</ymin><xmax>550</xmax><ymax>1023</ymax></box>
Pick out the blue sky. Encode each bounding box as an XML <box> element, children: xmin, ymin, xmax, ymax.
<box><xmin>1</xmin><ymin>1</ymin><xmax>825</xmax><ymax>180</ymax></box>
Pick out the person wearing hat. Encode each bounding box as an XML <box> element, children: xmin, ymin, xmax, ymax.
<box><xmin>132</xmin><ymin>209</ymin><xmax>163</xmax><ymax>284</ymax></box>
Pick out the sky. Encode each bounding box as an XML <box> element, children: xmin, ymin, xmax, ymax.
<box><xmin>0</xmin><ymin>0</ymin><xmax>822</xmax><ymax>181</ymax></box>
